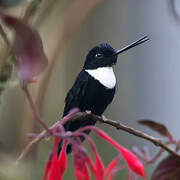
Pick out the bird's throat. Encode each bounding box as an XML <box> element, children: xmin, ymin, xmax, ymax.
<box><xmin>85</xmin><ymin>67</ymin><xmax>116</xmax><ymax>89</ymax></box>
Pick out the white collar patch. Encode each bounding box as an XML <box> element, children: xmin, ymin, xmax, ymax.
<box><xmin>85</xmin><ymin>67</ymin><xmax>116</xmax><ymax>89</ymax></box>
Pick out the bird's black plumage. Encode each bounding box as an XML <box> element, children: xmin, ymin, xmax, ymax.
<box><xmin>63</xmin><ymin>70</ymin><xmax>116</xmax><ymax>131</ymax></box>
<box><xmin>58</xmin><ymin>35</ymin><xmax>149</xmax><ymax>154</ymax></box>
<box><xmin>59</xmin><ymin>43</ymin><xmax>117</xmax><ymax>153</ymax></box>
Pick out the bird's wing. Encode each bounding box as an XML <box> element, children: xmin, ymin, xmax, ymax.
<box><xmin>63</xmin><ymin>70</ymin><xmax>89</xmax><ymax>116</ymax></box>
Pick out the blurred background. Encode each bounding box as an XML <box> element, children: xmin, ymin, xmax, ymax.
<box><xmin>0</xmin><ymin>0</ymin><xmax>180</xmax><ymax>179</ymax></box>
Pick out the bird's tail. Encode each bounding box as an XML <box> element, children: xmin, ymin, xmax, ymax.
<box><xmin>57</xmin><ymin>113</ymin><xmax>97</xmax><ymax>155</ymax></box>
<box><xmin>57</xmin><ymin>130</ymin><xmax>90</xmax><ymax>154</ymax></box>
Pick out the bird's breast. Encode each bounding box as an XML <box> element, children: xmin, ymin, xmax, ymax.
<box><xmin>85</xmin><ymin>67</ymin><xmax>116</xmax><ymax>89</ymax></box>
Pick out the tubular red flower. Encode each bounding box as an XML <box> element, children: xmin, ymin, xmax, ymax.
<box><xmin>48</xmin><ymin>155</ymin><xmax>61</xmax><ymax>180</ymax></box>
<box><xmin>58</xmin><ymin>140</ymin><xmax>68</xmax><ymax>176</ymax></box>
<box><xmin>75</xmin><ymin>162</ymin><xmax>90</xmax><ymax>180</ymax></box>
<box><xmin>42</xmin><ymin>154</ymin><xmax>53</xmax><ymax>180</ymax></box>
<box><xmin>43</xmin><ymin>124</ymin><xmax>145</xmax><ymax>180</ymax></box>
<box><xmin>75</xmin><ymin>132</ymin><xmax>104</xmax><ymax>180</ymax></box>
<box><xmin>87</xmin><ymin>146</ymin><xmax>104</xmax><ymax>180</ymax></box>
<box><xmin>96</xmin><ymin>128</ymin><xmax>146</xmax><ymax>178</ymax></box>
<box><xmin>88</xmin><ymin>137</ymin><xmax>104</xmax><ymax>180</ymax></box>
<box><xmin>43</xmin><ymin>139</ymin><xmax>67</xmax><ymax>180</ymax></box>
<box><xmin>75</xmin><ymin>126</ymin><xmax>146</xmax><ymax>178</ymax></box>
<box><xmin>94</xmin><ymin>151</ymin><xmax>104</xmax><ymax>179</ymax></box>
<box><xmin>73</xmin><ymin>149</ymin><xmax>90</xmax><ymax>180</ymax></box>
<box><xmin>77</xmin><ymin>132</ymin><xmax>122</xmax><ymax>180</ymax></box>
<box><xmin>86</xmin><ymin>156</ymin><xmax>97</xmax><ymax>176</ymax></box>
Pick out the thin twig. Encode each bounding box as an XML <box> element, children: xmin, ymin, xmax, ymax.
<box><xmin>145</xmin><ymin>148</ymin><xmax>165</xmax><ymax>165</ymax></box>
<box><xmin>16</xmin><ymin>121</ymin><xmax>59</xmax><ymax>163</ymax></box>
<box><xmin>16</xmin><ymin>108</ymin><xmax>79</xmax><ymax>163</ymax></box>
<box><xmin>16</xmin><ymin>130</ymin><xmax>46</xmax><ymax>163</ymax></box>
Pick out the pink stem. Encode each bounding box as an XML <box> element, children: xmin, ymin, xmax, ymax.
<box><xmin>22</xmin><ymin>84</ymin><xmax>52</xmax><ymax>134</ymax></box>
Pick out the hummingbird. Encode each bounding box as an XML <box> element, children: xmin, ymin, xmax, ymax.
<box><xmin>60</xmin><ymin>35</ymin><xmax>149</xmax><ymax>153</ymax></box>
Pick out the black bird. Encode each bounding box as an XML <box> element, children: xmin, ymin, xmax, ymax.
<box><xmin>60</xmin><ymin>35</ymin><xmax>149</xmax><ymax>153</ymax></box>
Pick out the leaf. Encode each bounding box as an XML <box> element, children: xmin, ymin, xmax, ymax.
<box><xmin>151</xmin><ymin>155</ymin><xmax>180</xmax><ymax>180</ymax></box>
<box><xmin>138</xmin><ymin>120</ymin><xmax>171</xmax><ymax>138</ymax></box>
<box><xmin>0</xmin><ymin>12</ymin><xmax>48</xmax><ymax>83</ymax></box>
<box><xmin>0</xmin><ymin>0</ymin><xmax>23</xmax><ymax>8</ymax></box>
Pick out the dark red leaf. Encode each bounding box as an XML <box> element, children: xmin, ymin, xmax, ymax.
<box><xmin>138</xmin><ymin>120</ymin><xmax>171</xmax><ymax>138</ymax></box>
<box><xmin>151</xmin><ymin>155</ymin><xmax>180</xmax><ymax>180</ymax></box>
<box><xmin>0</xmin><ymin>12</ymin><xmax>48</xmax><ymax>83</ymax></box>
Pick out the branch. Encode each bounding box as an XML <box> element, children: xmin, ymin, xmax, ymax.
<box><xmin>16</xmin><ymin>108</ymin><xmax>79</xmax><ymax>163</ymax></box>
<box><xmin>16</xmin><ymin>129</ymin><xmax>46</xmax><ymax>163</ymax></box>
<box><xmin>76</xmin><ymin>113</ymin><xmax>180</xmax><ymax>158</ymax></box>
<box><xmin>16</xmin><ymin>112</ymin><xmax>180</xmax><ymax>163</ymax></box>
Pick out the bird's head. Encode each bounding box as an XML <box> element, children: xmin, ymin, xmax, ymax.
<box><xmin>83</xmin><ymin>35</ymin><xmax>149</xmax><ymax>70</ymax></box>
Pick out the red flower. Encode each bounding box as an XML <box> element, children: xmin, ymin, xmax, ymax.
<box><xmin>76</xmin><ymin>126</ymin><xmax>146</xmax><ymax>178</ymax></box>
<box><xmin>43</xmin><ymin>124</ymin><xmax>146</xmax><ymax>180</ymax></box>
<box><xmin>43</xmin><ymin>138</ymin><xmax>67</xmax><ymax>180</ymax></box>
<box><xmin>73</xmin><ymin>148</ymin><xmax>90</xmax><ymax>180</ymax></box>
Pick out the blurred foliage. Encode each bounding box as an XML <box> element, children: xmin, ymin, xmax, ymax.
<box><xmin>0</xmin><ymin>0</ymin><xmax>24</xmax><ymax>8</ymax></box>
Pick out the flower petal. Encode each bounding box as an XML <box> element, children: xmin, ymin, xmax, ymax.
<box><xmin>42</xmin><ymin>139</ymin><xmax>67</xmax><ymax>180</ymax></box>
<box><xmin>75</xmin><ymin>162</ymin><xmax>90</xmax><ymax>180</ymax></box>
<box><xmin>90</xmin><ymin>141</ymin><xmax>104</xmax><ymax>180</ymax></box>
<box><xmin>119</xmin><ymin>146</ymin><xmax>145</xmax><ymax>178</ymax></box>
<box><xmin>58</xmin><ymin>140</ymin><xmax>68</xmax><ymax>175</ymax></box>
<box><xmin>42</xmin><ymin>154</ymin><xmax>53</xmax><ymax>180</ymax></box>
<box><xmin>48</xmin><ymin>156</ymin><xmax>60</xmax><ymax>180</ymax></box>
<box><xmin>73</xmin><ymin>149</ymin><xmax>90</xmax><ymax>180</ymax></box>
<box><xmin>94</xmin><ymin>151</ymin><xmax>104</xmax><ymax>179</ymax></box>
<box><xmin>86</xmin><ymin>156</ymin><xmax>97</xmax><ymax>176</ymax></box>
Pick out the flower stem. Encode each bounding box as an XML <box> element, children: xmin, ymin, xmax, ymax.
<box><xmin>22</xmin><ymin>83</ymin><xmax>52</xmax><ymax>135</ymax></box>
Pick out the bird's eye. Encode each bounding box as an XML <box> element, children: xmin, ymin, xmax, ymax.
<box><xmin>95</xmin><ymin>53</ymin><xmax>103</xmax><ymax>59</ymax></box>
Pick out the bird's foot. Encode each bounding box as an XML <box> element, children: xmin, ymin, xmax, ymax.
<box><xmin>85</xmin><ymin>110</ymin><xmax>92</xmax><ymax>114</ymax></box>
<box><xmin>101</xmin><ymin>115</ymin><xmax>108</xmax><ymax>122</ymax></box>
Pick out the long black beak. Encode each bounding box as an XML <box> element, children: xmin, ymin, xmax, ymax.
<box><xmin>112</xmin><ymin>35</ymin><xmax>149</xmax><ymax>56</ymax></box>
